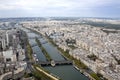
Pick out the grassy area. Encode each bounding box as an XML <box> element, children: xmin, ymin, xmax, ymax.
<box><xmin>35</xmin><ymin>64</ymin><xmax>50</xmax><ymax>74</ymax></box>
<box><xmin>33</xmin><ymin>65</ymin><xmax>60</xmax><ymax>80</ymax></box>
<box><xmin>90</xmin><ymin>73</ymin><xmax>101</xmax><ymax>80</ymax></box>
<box><xmin>26</xmin><ymin>42</ymin><xmax>33</xmax><ymax>60</ymax></box>
<box><xmin>97</xmin><ymin>73</ymin><xmax>108</xmax><ymax>80</ymax></box>
<box><xmin>35</xmin><ymin>37</ymin><xmax>52</xmax><ymax>61</ymax></box>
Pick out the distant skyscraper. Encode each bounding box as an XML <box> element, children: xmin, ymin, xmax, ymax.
<box><xmin>6</xmin><ymin>31</ymin><xmax>9</xmax><ymax>46</ymax></box>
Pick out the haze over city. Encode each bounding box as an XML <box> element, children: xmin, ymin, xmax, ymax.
<box><xmin>0</xmin><ymin>0</ymin><xmax>120</xmax><ymax>80</ymax></box>
<box><xmin>0</xmin><ymin>0</ymin><xmax>120</xmax><ymax>18</ymax></box>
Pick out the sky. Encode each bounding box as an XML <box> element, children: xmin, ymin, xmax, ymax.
<box><xmin>0</xmin><ymin>0</ymin><xmax>120</xmax><ymax>18</ymax></box>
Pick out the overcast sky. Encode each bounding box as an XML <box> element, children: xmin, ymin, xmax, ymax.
<box><xmin>0</xmin><ymin>0</ymin><xmax>120</xmax><ymax>18</ymax></box>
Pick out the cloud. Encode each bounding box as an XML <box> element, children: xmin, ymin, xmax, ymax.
<box><xmin>0</xmin><ymin>0</ymin><xmax>120</xmax><ymax>17</ymax></box>
<box><xmin>0</xmin><ymin>0</ymin><xmax>118</xmax><ymax>10</ymax></box>
<box><xmin>0</xmin><ymin>0</ymin><xmax>69</xmax><ymax>10</ymax></box>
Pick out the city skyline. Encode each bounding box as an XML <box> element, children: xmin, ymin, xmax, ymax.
<box><xmin>0</xmin><ymin>0</ymin><xmax>120</xmax><ymax>18</ymax></box>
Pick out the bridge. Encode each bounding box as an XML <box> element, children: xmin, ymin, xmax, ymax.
<box><xmin>27</xmin><ymin>59</ymin><xmax>73</xmax><ymax>67</ymax></box>
<box><xmin>38</xmin><ymin>60</ymin><xmax>73</xmax><ymax>66</ymax></box>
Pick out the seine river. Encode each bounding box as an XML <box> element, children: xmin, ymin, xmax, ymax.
<box><xmin>22</xmin><ymin>28</ymin><xmax>89</xmax><ymax>80</ymax></box>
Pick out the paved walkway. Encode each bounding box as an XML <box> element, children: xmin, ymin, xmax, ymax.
<box><xmin>36</xmin><ymin>67</ymin><xmax>59</xmax><ymax>80</ymax></box>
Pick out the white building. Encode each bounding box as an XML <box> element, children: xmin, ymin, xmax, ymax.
<box><xmin>0</xmin><ymin>30</ymin><xmax>10</xmax><ymax>50</ymax></box>
<box><xmin>2</xmin><ymin>47</ymin><xmax>17</xmax><ymax>62</ymax></box>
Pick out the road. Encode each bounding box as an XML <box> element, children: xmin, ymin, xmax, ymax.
<box><xmin>0</xmin><ymin>67</ymin><xmax>25</xmax><ymax>80</ymax></box>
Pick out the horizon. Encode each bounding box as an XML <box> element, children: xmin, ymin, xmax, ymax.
<box><xmin>0</xmin><ymin>16</ymin><xmax>120</xmax><ymax>19</ymax></box>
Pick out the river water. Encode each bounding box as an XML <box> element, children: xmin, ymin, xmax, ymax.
<box><xmin>21</xmin><ymin>28</ymin><xmax>89</xmax><ymax>80</ymax></box>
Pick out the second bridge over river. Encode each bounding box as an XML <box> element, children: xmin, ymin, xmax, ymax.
<box><xmin>37</xmin><ymin>60</ymin><xmax>73</xmax><ymax>66</ymax></box>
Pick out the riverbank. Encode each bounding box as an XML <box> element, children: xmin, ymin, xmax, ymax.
<box><xmin>35</xmin><ymin>66</ymin><xmax>60</xmax><ymax>80</ymax></box>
